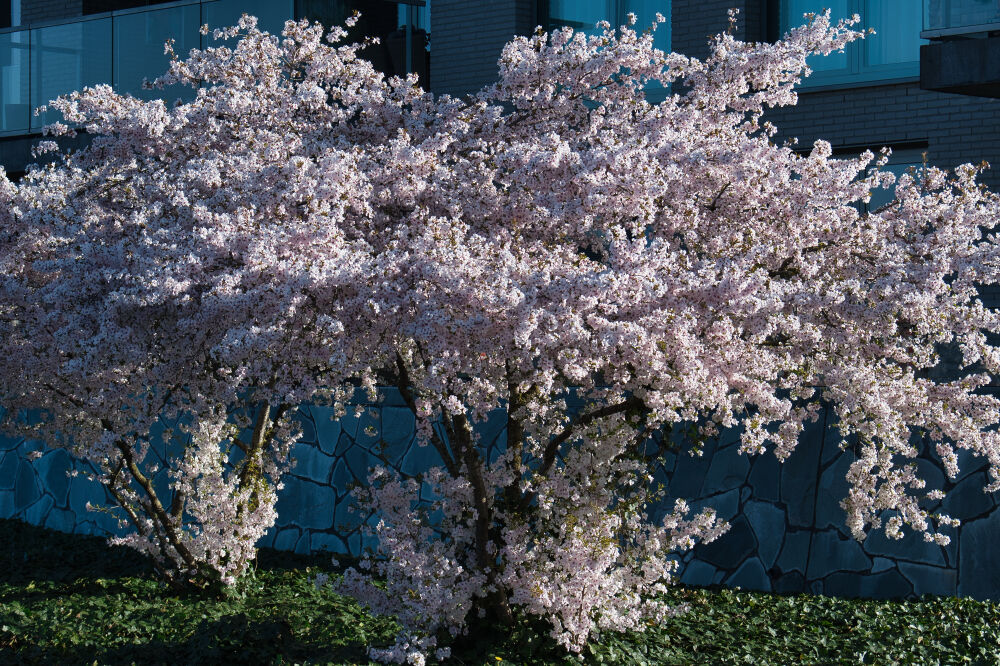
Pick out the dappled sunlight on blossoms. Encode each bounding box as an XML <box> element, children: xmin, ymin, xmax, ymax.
<box><xmin>2</xmin><ymin>6</ymin><xmax>1000</xmax><ymax>661</ymax></box>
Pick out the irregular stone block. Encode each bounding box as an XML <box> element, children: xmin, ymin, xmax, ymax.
<box><xmin>680</xmin><ymin>559</ymin><xmax>717</xmax><ymax>587</ymax></box>
<box><xmin>774</xmin><ymin>571</ymin><xmax>805</xmax><ymax>594</ymax></box>
<box><xmin>701</xmin><ymin>445</ymin><xmax>750</xmax><ymax>495</ymax></box>
<box><xmin>871</xmin><ymin>557</ymin><xmax>895</xmax><ymax>574</ymax></box>
<box><xmin>781</xmin><ymin>426</ymin><xmax>822</xmax><ymax>527</ymax></box>
<box><xmin>690</xmin><ymin>488</ymin><xmax>740</xmax><ymax>523</ymax></box>
<box><xmin>310</xmin><ymin>407</ymin><xmax>342</xmax><ymax>455</ymax></box>
<box><xmin>331</xmin><ymin>458</ymin><xmax>355</xmax><ymax>497</ymax></box>
<box><xmin>747</xmin><ymin>452</ymin><xmax>780</xmax><ymax>502</ymax></box>
<box><xmin>44</xmin><ymin>508</ymin><xmax>77</xmax><ymax>534</ymax></box>
<box><xmin>310</xmin><ymin>531</ymin><xmax>346</xmax><ymax>554</ymax></box>
<box><xmin>272</xmin><ymin>527</ymin><xmax>301</xmax><ymax>552</ymax></box>
<box><xmin>744</xmin><ymin>500</ymin><xmax>785</xmax><ymax>569</ymax></box>
<box><xmin>24</xmin><ymin>495</ymin><xmax>54</xmax><ymax>525</ymax></box>
<box><xmin>291</xmin><ymin>441</ymin><xmax>334</xmax><ymax>485</ymax></box>
<box><xmin>775</xmin><ymin>529</ymin><xmax>811</xmax><ymax>575</ymax></box>
<box><xmin>0</xmin><ymin>490</ymin><xmax>14</xmax><ymax>519</ymax></box>
<box><xmin>942</xmin><ymin>471</ymin><xmax>994</xmax><ymax>521</ymax></box>
<box><xmin>959</xmin><ymin>508</ymin><xmax>1000</xmax><ymax>600</ymax></box>
<box><xmin>668</xmin><ymin>444</ymin><xmax>715</xmax><ymax>498</ymax></box>
<box><xmin>814</xmin><ymin>454</ymin><xmax>853</xmax><ymax>531</ymax></box>
<box><xmin>68</xmin><ymin>476</ymin><xmax>108</xmax><ymax>518</ymax></box>
<box><xmin>37</xmin><ymin>450</ymin><xmax>72</xmax><ymax>508</ymax></box>
<box><xmin>807</xmin><ymin>530</ymin><xmax>871</xmax><ymax>579</ymax></box>
<box><xmin>0</xmin><ymin>451</ymin><xmax>19</xmax><ymax>490</ymax></box>
<box><xmin>696</xmin><ymin>515</ymin><xmax>754</xmax><ymax>570</ymax></box>
<box><xmin>898</xmin><ymin>561</ymin><xmax>956</xmax><ymax>597</ymax></box>
<box><xmin>825</xmin><ymin>570</ymin><xmax>912</xmax><ymax>599</ymax></box>
<box><xmin>727</xmin><ymin>557</ymin><xmax>770</xmax><ymax>592</ymax></box>
<box><xmin>275</xmin><ymin>476</ymin><xmax>335</xmax><ymax>530</ymax></box>
<box><xmin>863</xmin><ymin>525</ymin><xmax>946</xmax><ymax>567</ymax></box>
<box><xmin>14</xmin><ymin>459</ymin><xmax>40</xmax><ymax>511</ymax></box>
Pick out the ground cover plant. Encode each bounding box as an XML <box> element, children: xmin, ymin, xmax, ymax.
<box><xmin>4</xmin><ymin>7</ymin><xmax>1000</xmax><ymax>663</ymax></box>
<box><xmin>4</xmin><ymin>518</ymin><xmax>1000</xmax><ymax>665</ymax></box>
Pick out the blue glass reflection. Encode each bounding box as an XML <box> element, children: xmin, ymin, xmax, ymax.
<box><xmin>31</xmin><ymin>18</ymin><xmax>112</xmax><ymax>130</ymax></box>
<box><xmin>0</xmin><ymin>29</ymin><xmax>29</xmax><ymax>132</ymax></box>
<box><xmin>114</xmin><ymin>4</ymin><xmax>200</xmax><ymax>101</ymax></box>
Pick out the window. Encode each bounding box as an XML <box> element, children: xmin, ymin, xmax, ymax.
<box><xmin>544</xmin><ymin>0</ymin><xmax>670</xmax><ymax>52</ymax></box>
<box><xmin>543</xmin><ymin>0</ymin><xmax>670</xmax><ymax>99</ymax></box>
<box><xmin>782</xmin><ymin>0</ymin><xmax>925</xmax><ymax>87</ymax></box>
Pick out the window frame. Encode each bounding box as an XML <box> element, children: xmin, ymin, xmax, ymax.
<box><xmin>781</xmin><ymin>0</ymin><xmax>924</xmax><ymax>89</ymax></box>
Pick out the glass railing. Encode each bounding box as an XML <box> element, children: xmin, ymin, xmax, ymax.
<box><xmin>923</xmin><ymin>0</ymin><xmax>1000</xmax><ymax>36</ymax></box>
<box><xmin>0</xmin><ymin>0</ymin><xmax>293</xmax><ymax>134</ymax></box>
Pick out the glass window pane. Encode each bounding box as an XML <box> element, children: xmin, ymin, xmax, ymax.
<box><xmin>114</xmin><ymin>5</ymin><xmax>200</xmax><ymax>101</ymax></box>
<box><xmin>202</xmin><ymin>0</ymin><xmax>294</xmax><ymax>41</ymax></box>
<box><xmin>31</xmin><ymin>17</ymin><xmax>112</xmax><ymax>130</ymax></box>
<box><xmin>548</xmin><ymin>0</ymin><xmax>615</xmax><ymax>34</ymax></box>
<box><xmin>865</xmin><ymin>0</ymin><xmax>922</xmax><ymax>66</ymax></box>
<box><xmin>0</xmin><ymin>29</ymin><xmax>29</xmax><ymax>132</ymax></box>
<box><xmin>784</xmin><ymin>0</ymin><xmax>850</xmax><ymax>72</ymax></box>
<box><xmin>624</xmin><ymin>0</ymin><xmax>670</xmax><ymax>51</ymax></box>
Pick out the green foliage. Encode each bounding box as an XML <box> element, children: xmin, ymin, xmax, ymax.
<box><xmin>3</xmin><ymin>519</ymin><xmax>1000</xmax><ymax>665</ymax></box>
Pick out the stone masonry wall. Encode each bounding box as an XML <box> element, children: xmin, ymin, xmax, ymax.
<box><xmin>3</xmin><ymin>391</ymin><xmax>1000</xmax><ymax>601</ymax></box>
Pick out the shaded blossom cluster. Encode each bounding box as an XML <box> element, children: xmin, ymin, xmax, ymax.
<box><xmin>2</xmin><ymin>8</ymin><xmax>1000</xmax><ymax>659</ymax></box>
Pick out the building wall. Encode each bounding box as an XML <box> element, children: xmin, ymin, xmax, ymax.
<box><xmin>429</xmin><ymin>0</ymin><xmax>536</xmax><ymax>97</ymax></box>
<box><xmin>2</xmin><ymin>398</ymin><xmax>999</xmax><ymax>600</ymax></box>
<box><xmin>22</xmin><ymin>0</ymin><xmax>81</xmax><ymax>24</ymax></box>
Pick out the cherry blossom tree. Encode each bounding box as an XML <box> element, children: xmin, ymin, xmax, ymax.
<box><xmin>3</xmin><ymin>8</ymin><xmax>1000</xmax><ymax>661</ymax></box>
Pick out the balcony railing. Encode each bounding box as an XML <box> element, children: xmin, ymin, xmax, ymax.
<box><xmin>923</xmin><ymin>0</ymin><xmax>1000</xmax><ymax>38</ymax></box>
<box><xmin>0</xmin><ymin>0</ymin><xmax>293</xmax><ymax>135</ymax></box>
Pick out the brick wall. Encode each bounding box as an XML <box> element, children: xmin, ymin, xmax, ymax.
<box><xmin>21</xmin><ymin>0</ymin><xmax>82</xmax><ymax>24</ymax></box>
<box><xmin>430</xmin><ymin>0</ymin><xmax>536</xmax><ymax>97</ymax></box>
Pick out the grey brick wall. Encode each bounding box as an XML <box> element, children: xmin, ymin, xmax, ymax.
<box><xmin>671</xmin><ymin>0</ymin><xmax>766</xmax><ymax>61</ymax></box>
<box><xmin>430</xmin><ymin>0</ymin><xmax>536</xmax><ymax>97</ymax></box>
<box><xmin>21</xmin><ymin>0</ymin><xmax>82</xmax><ymax>24</ymax></box>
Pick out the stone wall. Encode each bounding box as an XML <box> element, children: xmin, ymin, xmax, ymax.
<box><xmin>2</xmin><ymin>391</ymin><xmax>999</xmax><ymax>600</ymax></box>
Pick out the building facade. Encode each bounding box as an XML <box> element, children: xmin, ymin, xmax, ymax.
<box><xmin>4</xmin><ymin>0</ymin><xmax>1000</xmax><ymax>600</ymax></box>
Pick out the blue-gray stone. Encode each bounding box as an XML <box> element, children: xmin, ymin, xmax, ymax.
<box><xmin>701</xmin><ymin>445</ymin><xmax>750</xmax><ymax>495</ymax></box>
<box><xmin>747</xmin><ymin>452</ymin><xmax>781</xmax><ymax>502</ymax></box>
<box><xmin>294</xmin><ymin>532</ymin><xmax>312</xmax><ymax>555</ymax></box>
<box><xmin>814</xmin><ymin>453</ymin><xmax>853</xmax><ymax>530</ymax></box>
<box><xmin>781</xmin><ymin>427</ymin><xmax>822</xmax><ymax>527</ymax></box>
<box><xmin>863</xmin><ymin>525</ymin><xmax>946</xmax><ymax>567</ymax></box>
<box><xmin>959</xmin><ymin>508</ymin><xmax>1000</xmax><ymax>600</ymax></box>
<box><xmin>691</xmin><ymin>488</ymin><xmax>740</xmax><ymax>522</ymax></box>
<box><xmin>334</xmin><ymin>496</ymin><xmax>359</xmax><ymax>534</ymax></box>
<box><xmin>68</xmin><ymin>477</ymin><xmax>108</xmax><ymax>518</ymax></box>
<box><xmin>668</xmin><ymin>445</ymin><xmax>715</xmax><ymax>498</ymax></box>
<box><xmin>727</xmin><ymin>557</ymin><xmax>771</xmax><ymax>591</ymax></box>
<box><xmin>871</xmin><ymin>557</ymin><xmax>895</xmax><ymax>574</ymax></box>
<box><xmin>775</xmin><ymin>530</ymin><xmax>811</xmax><ymax>575</ymax></box>
<box><xmin>897</xmin><ymin>561</ymin><xmax>956</xmax><ymax>597</ymax></box>
<box><xmin>774</xmin><ymin>571</ymin><xmax>805</xmax><ymax>594</ymax></box>
<box><xmin>292</xmin><ymin>442</ymin><xmax>334</xmax><ymax>485</ymax></box>
<box><xmin>339</xmin><ymin>411</ymin><xmax>361</xmax><ymax>441</ymax></box>
<box><xmin>296</xmin><ymin>408</ymin><xmax>318</xmax><ymax>445</ymax></box>
<box><xmin>744</xmin><ymin>500</ymin><xmax>785</xmax><ymax>569</ymax></box>
<box><xmin>14</xmin><ymin>459</ymin><xmax>40</xmax><ymax>511</ymax></box>
<box><xmin>37</xmin><ymin>450</ymin><xmax>72</xmax><ymax>508</ymax></box>
<box><xmin>0</xmin><ymin>434</ymin><xmax>24</xmax><ymax>452</ymax></box>
<box><xmin>807</xmin><ymin>530</ymin><xmax>871</xmax><ymax>579</ymax></box>
<box><xmin>696</xmin><ymin>515</ymin><xmax>754</xmax><ymax>570</ymax></box>
<box><xmin>344</xmin><ymin>443</ymin><xmax>375</xmax><ymax>482</ymax></box>
<box><xmin>0</xmin><ymin>490</ymin><xmax>14</xmax><ymax>518</ymax></box>
<box><xmin>401</xmin><ymin>443</ymin><xmax>445</xmax><ymax>478</ymax></box>
<box><xmin>825</xmin><ymin>570</ymin><xmax>912</xmax><ymax>599</ymax></box>
<box><xmin>331</xmin><ymin>458</ymin><xmax>355</xmax><ymax>497</ymax></box>
<box><xmin>310</xmin><ymin>532</ymin><xmax>345</xmax><ymax>554</ymax></box>
<box><xmin>0</xmin><ymin>452</ymin><xmax>18</xmax><ymax>491</ymax></box>
<box><xmin>24</xmin><ymin>495</ymin><xmax>54</xmax><ymax>525</ymax></box>
<box><xmin>357</xmin><ymin>410</ymin><xmax>381</xmax><ymax>446</ymax></box>
<box><xmin>311</xmin><ymin>407</ymin><xmax>342</xmax><ymax>455</ymax></box>
<box><xmin>381</xmin><ymin>407</ymin><xmax>415</xmax><ymax>449</ymax></box>
<box><xmin>335</xmin><ymin>431</ymin><xmax>354</xmax><ymax>457</ymax></box>
<box><xmin>275</xmin><ymin>477</ymin><xmax>335</xmax><ymax>530</ymax></box>
<box><xmin>272</xmin><ymin>527</ymin><xmax>300</xmax><ymax>552</ymax></box>
<box><xmin>942</xmin><ymin>472</ymin><xmax>995</xmax><ymax>521</ymax></box>
<box><xmin>44</xmin><ymin>508</ymin><xmax>77</xmax><ymax>534</ymax></box>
